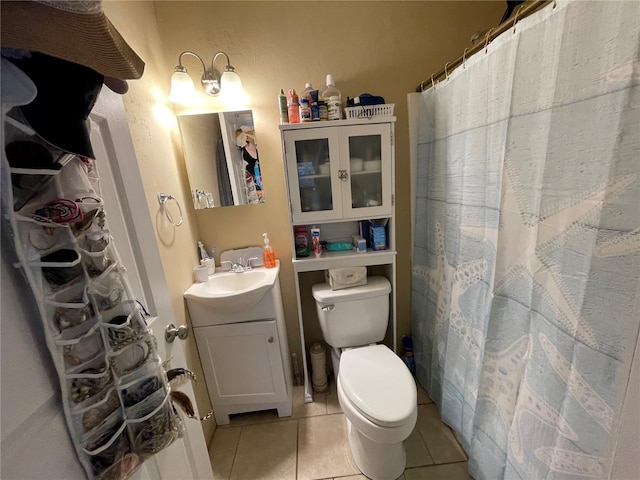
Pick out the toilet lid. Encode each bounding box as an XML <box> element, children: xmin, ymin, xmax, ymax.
<box><xmin>339</xmin><ymin>345</ymin><xmax>416</xmax><ymax>427</ymax></box>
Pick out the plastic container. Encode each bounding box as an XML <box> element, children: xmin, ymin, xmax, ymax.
<box><xmin>294</xmin><ymin>226</ymin><xmax>310</xmax><ymax>258</ymax></box>
<box><xmin>262</xmin><ymin>232</ymin><xmax>276</xmax><ymax>268</ymax></box>
<box><xmin>327</xmin><ymin>96</ymin><xmax>341</xmax><ymax>121</ymax></box>
<box><xmin>322</xmin><ymin>75</ymin><xmax>342</xmax><ymax>120</ymax></box>
<box><xmin>301</xmin><ymin>83</ymin><xmax>314</xmax><ymax>105</ymax></box>
<box><xmin>278</xmin><ymin>89</ymin><xmax>288</xmax><ymax>124</ymax></box>
<box><xmin>311</xmin><ymin>226</ymin><xmax>321</xmax><ymax>257</ymax></box>
<box><xmin>287</xmin><ymin>89</ymin><xmax>300</xmax><ymax>124</ymax></box>
<box><xmin>299</xmin><ymin>98</ymin><xmax>312</xmax><ymax>122</ymax></box>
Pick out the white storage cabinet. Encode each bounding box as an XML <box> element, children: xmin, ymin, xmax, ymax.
<box><xmin>280</xmin><ymin>117</ymin><xmax>397</xmax><ymax>403</ymax></box>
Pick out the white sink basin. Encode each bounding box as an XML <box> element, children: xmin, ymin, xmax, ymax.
<box><xmin>184</xmin><ymin>265</ymin><xmax>279</xmax><ymax>312</ymax></box>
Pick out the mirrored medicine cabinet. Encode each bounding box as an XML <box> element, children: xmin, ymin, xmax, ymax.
<box><xmin>178</xmin><ymin>110</ymin><xmax>265</xmax><ymax>209</ymax></box>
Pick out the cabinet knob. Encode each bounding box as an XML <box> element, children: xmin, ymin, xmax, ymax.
<box><xmin>165</xmin><ymin>323</ymin><xmax>189</xmax><ymax>343</ymax></box>
<box><xmin>338</xmin><ymin>169</ymin><xmax>349</xmax><ymax>181</ymax></box>
<box><xmin>268</xmin><ymin>336</ymin><xmax>274</xmax><ymax>343</ymax></box>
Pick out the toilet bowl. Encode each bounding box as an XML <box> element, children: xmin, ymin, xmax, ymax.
<box><xmin>337</xmin><ymin>345</ymin><xmax>417</xmax><ymax>480</ymax></box>
<box><xmin>312</xmin><ymin>278</ymin><xmax>417</xmax><ymax>480</ymax></box>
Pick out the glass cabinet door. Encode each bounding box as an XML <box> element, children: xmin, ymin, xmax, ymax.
<box><xmin>339</xmin><ymin>124</ymin><xmax>392</xmax><ymax>219</ymax></box>
<box><xmin>284</xmin><ymin>128</ymin><xmax>342</xmax><ymax>223</ymax></box>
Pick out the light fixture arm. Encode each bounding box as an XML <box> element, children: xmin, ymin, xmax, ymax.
<box><xmin>169</xmin><ymin>49</ymin><xmax>244</xmax><ymax>102</ymax></box>
<box><xmin>211</xmin><ymin>51</ymin><xmax>234</xmax><ymax>73</ymax></box>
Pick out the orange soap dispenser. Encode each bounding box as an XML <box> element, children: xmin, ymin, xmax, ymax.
<box><xmin>262</xmin><ymin>232</ymin><xmax>277</xmax><ymax>268</ymax></box>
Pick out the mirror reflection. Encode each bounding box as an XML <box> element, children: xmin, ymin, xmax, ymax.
<box><xmin>178</xmin><ymin>110</ymin><xmax>264</xmax><ymax>209</ymax></box>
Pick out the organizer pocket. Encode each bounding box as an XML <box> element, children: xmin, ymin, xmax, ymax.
<box><xmin>15</xmin><ymin>213</ymin><xmax>72</xmax><ymax>262</ymax></box>
<box><xmin>108</xmin><ymin>337</ymin><xmax>157</xmax><ymax>378</ymax></box>
<box><xmin>37</xmin><ymin>248</ymin><xmax>84</xmax><ymax>288</ymax></box>
<box><xmin>82</xmin><ymin>416</ymin><xmax>139</xmax><ymax>480</ymax></box>
<box><xmin>101</xmin><ymin>301</ymin><xmax>148</xmax><ymax>352</ymax></box>
<box><xmin>124</xmin><ymin>384</ymin><xmax>167</xmax><ymax>420</ymax></box>
<box><xmin>72</xmin><ymin>387</ymin><xmax>122</xmax><ymax>433</ymax></box>
<box><xmin>79</xmin><ymin>233</ymin><xmax>115</xmax><ymax>277</ymax></box>
<box><xmin>127</xmin><ymin>394</ymin><xmax>179</xmax><ymax>456</ymax></box>
<box><xmin>45</xmin><ymin>281</ymin><xmax>95</xmax><ymax>334</ymax></box>
<box><xmin>67</xmin><ymin>357</ymin><xmax>113</xmax><ymax>405</ymax></box>
<box><xmin>57</xmin><ymin>320</ymin><xmax>103</xmax><ymax>371</ymax></box>
<box><xmin>118</xmin><ymin>360</ymin><xmax>165</xmax><ymax>408</ymax></box>
<box><xmin>88</xmin><ymin>263</ymin><xmax>127</xmax><ymax>312</ymax></box>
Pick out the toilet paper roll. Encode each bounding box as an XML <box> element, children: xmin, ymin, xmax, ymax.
<box><xmin>310</xmin><ymin>342</ymin><xmax>328</xmax><ymax>393</ymax></box>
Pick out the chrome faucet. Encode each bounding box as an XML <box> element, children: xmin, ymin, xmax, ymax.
<box><xmin>221</xmin><ymin>256</ymin><xmax>259</xmax><ymax>273</ymax></box>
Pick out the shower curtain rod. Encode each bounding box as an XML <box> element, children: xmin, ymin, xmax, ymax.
<box><xmin>415</xmin><ymin>0</ymin><xmax>553</xmax><ymax>92</ymax></box>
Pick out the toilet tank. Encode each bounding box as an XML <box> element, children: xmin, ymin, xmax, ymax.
<box><xmin>312</xmin><ymin>276</ymin><xmax>391</xmax><ymax>348</ymax></box>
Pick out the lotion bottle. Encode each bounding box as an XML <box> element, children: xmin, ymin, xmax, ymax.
<box><xmin>278</xmin><ymin>88</ymin><xmax>288</xmax><ymax>124</ymax></box>
<box><xmin>262</xmin><ymin>232</ymin><xmax>277</xmax><ymax>268</ymax></box>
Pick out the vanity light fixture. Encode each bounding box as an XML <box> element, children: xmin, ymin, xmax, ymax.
<box><xmin>168</xmin><ymin>51</ymin><xmax>245</xmax><ymax>105</ymax></box>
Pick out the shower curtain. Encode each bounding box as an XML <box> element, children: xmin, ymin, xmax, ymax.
<box><xmin>411</xmin><ymin>1</ymin><xmax>639</xmax><ymax>479</ymax></box>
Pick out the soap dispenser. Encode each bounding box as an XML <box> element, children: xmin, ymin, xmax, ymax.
<box><xmin>262</xmin><ymin>232</ymin><xmax>276</xmax><ymax>268</ymax></box>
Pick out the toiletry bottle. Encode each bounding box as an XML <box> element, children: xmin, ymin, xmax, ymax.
<box><xmin>278</xmin><ymin>88</ymin><xmax>288</xmax><ymax>124</ymax></box>
<box><xmin>301</xmin><ymin>82</ymin><xmax>314</xmax><ymax>105</ymax></box>
<box><xmin>198</xmin><ymin>241</ymin><xmax>209</xmax><ymax>260</ymax></box>
<box><xmin>287</xmin><ymin>89</ymin><xmax>300</xmax><ymax>123</ymax></box>
<box><xmin>299</xmin><ymin>98</ymin><xmax>312</xmax><ymax>122</ymax></box>
<box><xmin>322</xmin><ymin>75</ymin><xmax>342</xmax><ymax>120</ymax></box>
<box><xmin>311</xmin><ymin>226</ymin><xmax>321</xmax><ymax>257</ymax></box>
<box><xmin>262</xmin><ymin>232</ymin><xmax>276</xmax><ymax>268</ymax></box>
<box><xmin>294</xmin><ymin>226</ymin><xmax>310</xmax><ymax>257</ymax></box>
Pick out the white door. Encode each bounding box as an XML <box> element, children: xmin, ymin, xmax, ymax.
<box><xmin>89</xmin><ymin>88</ymin><xmax>213</xmax><ymax>480</ymax></box>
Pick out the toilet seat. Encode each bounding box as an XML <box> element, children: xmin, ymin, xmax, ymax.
<box><xmin>339</xmin><ymin>345</ymin><xmax>416</xmax><ymax>428</ymax></box>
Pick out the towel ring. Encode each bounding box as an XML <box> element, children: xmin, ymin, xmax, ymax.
<box><xmin>484</xmin><ymin>28</ymin><xmax>495</xmax><ymax>53</ymax></box>
<box><xmin>157</xmin><ymin>193</ymin><xmax>183</xmax><ymax>227</ymax></box>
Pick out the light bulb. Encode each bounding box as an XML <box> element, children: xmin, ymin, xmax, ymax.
<box><xmin>220</xmin><ymin>70</ymin><xmax>248</xmax><ymax>107</ymax></box>
<box><xmin>168</xmin><ymin>70</ymin><xmax>198</xmax><ymax>104</ymax></box>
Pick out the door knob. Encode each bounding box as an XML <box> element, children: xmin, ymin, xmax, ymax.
<box><xmin>165</xmin><ymin>323</ymin><xmax>189</xmax><ymax>343</ymax></box>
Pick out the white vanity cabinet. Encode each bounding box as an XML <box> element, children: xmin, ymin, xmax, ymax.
<box><xmin>280</xmin><ymin>117</ymin><xmax>397</xmax><ymax>403</ymax></box>
<box><xmin>283</xmin><ymin>122</ymin><xmax>394</xmax><ymax>224</ymax></box>
<box><xmin>187</xmin><ymin>265</ymin><xmax>293</xmax><ymax>425</ymax></box>
<box><xmin>195</xmin><ymin>320</ymin><xmax>289</xmax><ymax>425</ymax></box>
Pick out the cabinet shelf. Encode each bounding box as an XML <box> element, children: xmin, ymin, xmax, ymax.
<box><xmin>293</xmin><ymin>249</ymin><xmax>396</xmax><ymax>273</ymax></box>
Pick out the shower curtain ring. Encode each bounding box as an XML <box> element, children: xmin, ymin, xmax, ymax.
<box><xmin>484</xmin><ymin>28</ymin><xmax>495</xmax><ymax>53</ymax></box>
<box><xmin>444</xmin><ymin>62</ymin><xmax>452</xmax><ymax>79</ymax></box>
<box><xmin>431</xmin><ymin>74</ymin><xmax>435</xmax><ymax>89</ymax></box>
<box><xmin>462</xmin><ymin>48</ymin><xmax>469</xmax><ymax>68</ymax></box>
<box><xmin>513</xmin><ymin>5</ymin><xmax>525</xmax><ymax>33</ymax></box>
<box><xmin>553</xmin><ymin>0</ymin><xmax>557</xmax><ymax>8</ymax></box>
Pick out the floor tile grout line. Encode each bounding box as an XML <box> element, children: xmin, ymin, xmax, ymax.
<box><xmin>227</xmin><ymin>425</ymin><xmax>242</xmax><ymax>480</ymax></box>
<box><xmin>295</xmin><ymin>418</ymin><xmax>300</xmax><ymax>480</ymax></box>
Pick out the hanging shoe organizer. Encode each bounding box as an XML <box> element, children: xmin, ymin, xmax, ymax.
<box><xmin>2</xmin><ymin>109</ymin><xmax>184</xmax><ymax>479</ymax></box>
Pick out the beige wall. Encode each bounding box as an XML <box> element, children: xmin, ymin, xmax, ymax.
<box><xmin>103</xmin><ymin>1</ymin><xmax>217</xmax><ymax>443</ymax></box>
<box><xmin>155</xmin><ymin>0</ymin><xmax>503</xmax><ymax>358</ymax></box>
<box><xmin>103</xmin><ymin>0</ymin><xmax>503</xmax><ymax>443</ymax></box>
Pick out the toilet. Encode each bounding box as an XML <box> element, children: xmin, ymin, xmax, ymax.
<box><xmin>312</xmin><ymin>277</ymin><xmax>417</xmax><ymax>480</ymax></box>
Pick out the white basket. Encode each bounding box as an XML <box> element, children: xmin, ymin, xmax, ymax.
<box><xmin>344</xmin><ymin>103</ymin><xmax>395</xmax><ymax>120</ymax></box>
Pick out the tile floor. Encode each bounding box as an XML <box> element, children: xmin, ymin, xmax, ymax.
<box><xmin>208</xmin><ymin>378</ymin><xmax>471</xmax><ymax>480</ymax></box>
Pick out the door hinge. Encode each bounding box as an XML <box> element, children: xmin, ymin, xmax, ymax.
<box><xmin>390</xmin><ymin>131</ymin><xmax>394</xmax><ymax>146</ymax></box>
<box><xmin>392</xmin><ymin>194</ymin><xmax>395</xmax><ymax>206</ymax></box>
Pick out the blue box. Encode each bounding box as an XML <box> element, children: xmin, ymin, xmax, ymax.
<box><xmin>361</xmin><ymin>220</ymin><xmax>387</xmax><ymax>251</ymax></box>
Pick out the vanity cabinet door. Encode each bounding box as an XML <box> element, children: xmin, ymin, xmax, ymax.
<box><xmin>195</xmin><ymin>320</ymin><xmax>287</xmax><ymax>409</ymax></box>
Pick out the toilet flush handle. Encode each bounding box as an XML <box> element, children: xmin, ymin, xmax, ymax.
<box><xmin>321</xmin><ymin>305</ymin><xmax>335</xmax><ymax>312</ymax></box>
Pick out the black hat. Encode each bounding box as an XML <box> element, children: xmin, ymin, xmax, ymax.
<box><xmin>10</xmin><ymin>52</ymin><xmax>103</xmax><ymax>159</ymax></box>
